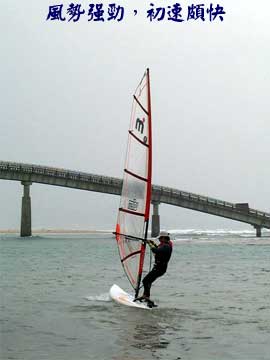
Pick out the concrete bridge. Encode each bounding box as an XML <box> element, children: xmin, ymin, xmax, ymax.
<box><xmin>0</xmin><ymin>161</ymin><xmax>269</xmax><ymax>237</ymax></box>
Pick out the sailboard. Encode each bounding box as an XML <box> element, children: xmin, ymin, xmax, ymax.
<box><xmin>110</xmin><ymin>68</ymin><xmax>153</xmax><ymax>309</ymax></box>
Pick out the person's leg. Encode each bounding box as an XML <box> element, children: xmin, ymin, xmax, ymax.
<box><xmin>142</xmin><ymin>268</ymin><xmax>165</xmax><ymax>298</ymax></box>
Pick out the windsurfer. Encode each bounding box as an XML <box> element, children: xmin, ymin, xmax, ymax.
<box><xmin>135</xmin><ymin>231</ymin><xmax>173</xmax><ymax>306</ymax></box>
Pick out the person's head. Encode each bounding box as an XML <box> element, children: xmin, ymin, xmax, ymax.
<box><xmin>158</xmin><ymin>231</ymin><xmax>170</xmax><ymax>243</ymax></box>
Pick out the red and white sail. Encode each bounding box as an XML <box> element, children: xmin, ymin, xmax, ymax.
<box><xmin>115</xmin><ymin>69</ymin><xmax>152</xmax><ymax>296</ymax></box>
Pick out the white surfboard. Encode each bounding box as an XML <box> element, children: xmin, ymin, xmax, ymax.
<box><xmin>109</xmin><ymin>284</ymin><xmax>151</xmax><ymax>309</ymax></box>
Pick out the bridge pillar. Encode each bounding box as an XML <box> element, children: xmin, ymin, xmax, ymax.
<box><xmin>21</xmin><ymin>182</ymin><xmax>32</xmax><ymax>237</ymax></box>
<box><xmin>254</xmin><ymin>226</ymin><xmax>262</xmax><ymax>238</ymax></box>
<box><xmin>151</xmin><ymin>201</ymin><xmax>160</xmax><ymax>238</ymax></box>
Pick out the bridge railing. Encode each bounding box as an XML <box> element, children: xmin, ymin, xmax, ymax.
<box><xmin>0</xmin><ymin>161</ymin><xmax>122</xmax><ymax>187</ymax></box>
<box><xmin>152</xmin><ymin>184</ymin><xmax>270</xmax><ymax>220</ymax></box>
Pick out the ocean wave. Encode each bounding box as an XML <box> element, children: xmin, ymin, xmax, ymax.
<box><xmin>168</xmin><ymin>229</ymin><xmax>270</xmax><ymax>238</ymax></box>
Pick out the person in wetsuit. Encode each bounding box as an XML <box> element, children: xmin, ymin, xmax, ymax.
<box><xmin>139</xmin><ymin>231</ymin><xmax>173</xmax><ymax>303</ymax></box>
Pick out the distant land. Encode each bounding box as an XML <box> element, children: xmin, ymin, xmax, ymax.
<box><xmin>0</xmin><ymin>229</ymin><xmax>112</xmax><ymax>234</ymax></box>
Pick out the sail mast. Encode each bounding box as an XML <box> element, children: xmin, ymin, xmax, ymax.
<box><xmin>145</xmin><ymin>68</ymin><xmax>152</xmax><ymax>223</ymax></box>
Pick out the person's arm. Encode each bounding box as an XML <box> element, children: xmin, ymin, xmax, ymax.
<box><xmin>151</xmin><ymin>244</ymin><xmax>166</xmax><ymax>255</ymax></box>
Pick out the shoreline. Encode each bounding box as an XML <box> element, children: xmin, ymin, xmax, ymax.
<box><xmin>0</xmin><ymin>229</ymin><xmax>112</xmax><ymax>234</ymax></box>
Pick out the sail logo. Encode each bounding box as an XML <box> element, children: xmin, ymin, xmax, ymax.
<box><xmin>135</xmin><ymin>118</ymin><xmax>145</xmax><ymax>134</ymax></box>
<box><xmin>136</xmin><ymin>117</ymin><xmax>148</xmax><ymax>143</ymax></box>
<box><xmin>128</xmin><ymin>199</ymin><xmax>139</xmax><ymax>211</ymax></box>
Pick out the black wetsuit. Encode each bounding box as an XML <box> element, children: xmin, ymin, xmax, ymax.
<box><xmin>142</xmin><ymin>241</ymin><xmax>173</xmax><ymax>298</ymax></box>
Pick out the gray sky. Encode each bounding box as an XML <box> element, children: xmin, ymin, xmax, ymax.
<box><xmin>1</xmin><ymin>0</ymin><xmax>269</xmax><ymax>230</ymax></box>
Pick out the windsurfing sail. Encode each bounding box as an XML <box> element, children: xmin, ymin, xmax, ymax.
<box><xmin>115</xmin><ymin>68</ymin><xmax>152</xmax><ymax>298</ymax></box>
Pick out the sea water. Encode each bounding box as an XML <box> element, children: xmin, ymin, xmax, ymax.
<box><xmin>1</xmin><ymin>231</ymin><xmax>270</xmax><ymax>360</ymax></box>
